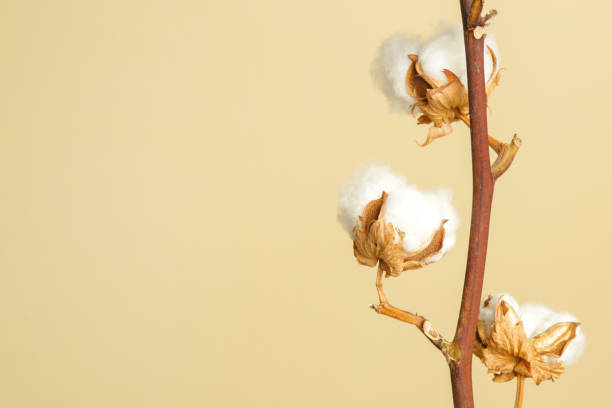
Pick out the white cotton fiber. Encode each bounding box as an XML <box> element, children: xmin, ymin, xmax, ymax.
<box><xmin>337</xmin><ymin>164</ymin><xmax>459</xmax><ymax>259</ymax></box>
<box><xmin>418</xmin><ymin>24</ymin><xmax>500</xmax><ymax>87</ymax></box>
<box><xmin>478</xmin><ymin>293</ymin><xmax>520</xmax><ymax>337</ymax></box>
<box><xmin>519</xmin><ymin>304</ymin><xmax>555</xmax><ymax>339</ymax></box>
<box><xmin>520</xmin><ymin>303</ymin><xmax>586</xmax><ymax>366</ymax></box>
<box><xmin>371</xmin><ymin>33</ymin><xmax>420</xmax><ymax>113</ymax></box>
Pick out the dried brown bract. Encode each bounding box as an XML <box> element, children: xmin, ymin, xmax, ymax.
<box><xmin>474</xmin><ymin>297</ymin><xmax>580</xmax><ymax>385</ymax></box>
<box><xmin>352</xmin><ymin>192</ymin><xmax>447</xmax><ymax>277</ymax></box>
<box><xmin>406</xmin><ymin>46</ymin><xmax>501</xmax><ymax>146</ymax></box>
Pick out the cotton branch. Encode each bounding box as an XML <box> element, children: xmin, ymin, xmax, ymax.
<box><xmin>370</xmin><ymin>265</ymin><xmax>457</xmax><ymax>362</ymax></box>
<box><xmin>449</xmin><ymin>1</ymin><xmax>498</xmax><ymax>407</ymax></box>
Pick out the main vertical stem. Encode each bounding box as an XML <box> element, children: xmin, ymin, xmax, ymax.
<box><xmin>450</xmin><ymin>2</ymin><xmax>495</xmax><ymax>408</ymax></box>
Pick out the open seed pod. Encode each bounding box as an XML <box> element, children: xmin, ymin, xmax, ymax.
<box><xmin>406</xmin><ymin>46</ymin><xmax>501</xmax><ymax>146</ymax></box>
<box><xmin>338</xmin><ymin>165</ymin><xmax>459</xmax><ymax>277</ymax></box>
<box><xmin>352</xmin><ymin>192</ymin><xmax>447</xmax><ymax>277</ymax></box>
<box><xmin>371</xmin><ymin>25</ymin><xmax>502</xmax><ymax>146</ymax></box>
<box><xmin>474</xmin><ymin>295</ymin><xmax>584</xmax><ymax>385</ymax></box>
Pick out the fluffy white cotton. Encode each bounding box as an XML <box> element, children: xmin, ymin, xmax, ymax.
<box><xmin>479</xmin><ymin>294</ymin><xmax>586</xmax><ymax>365</ymax></box>
<box><xmin>417</xmin><ymin>24</ymin><xmax>499</xmax><ymax>87</ymax></box>
<box><xmin>520</xmin><ymin>303</ymin><xmax>586</xmax><ymax>366</ymax></box>
<box><xmin>478</xmin><ymin>293</ymin><xmax>520</xmax><ymax>337</ymax></box>
<box><xmin>372</xmin><ymin>25</ymin><xmax>500</xmax><ymax>112</ymax></box>
<box><xmin>337</xmin><ymin>164</ymin><xmax>459</xmax><ymax>259</ymax></box>
<box><xmin>371</xmin><ymin>33</ymin><xmax>420</xmax><ymax>113</ymax></box>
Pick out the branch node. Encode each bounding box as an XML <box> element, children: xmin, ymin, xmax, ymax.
<box><xmin>467</xmin><ymin>1</ymin><xmax>497</xmax><ymax>38</ymax></box>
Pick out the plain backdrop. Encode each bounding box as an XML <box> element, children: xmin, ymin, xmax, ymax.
<box><xmin>1</xmin><ymin>0</ymin><xmax>610</xmax><ymax>407</ymax></box>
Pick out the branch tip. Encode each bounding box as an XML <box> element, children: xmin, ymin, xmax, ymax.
<box><xmin>492</xmin><ymin>133</ymin><xmax>522</xmax><ymax>181</ymax></box>
<box><xmin>482</xmin><ymin>9</ymin><xmax>498</xmax><ymax>25</ymax></box>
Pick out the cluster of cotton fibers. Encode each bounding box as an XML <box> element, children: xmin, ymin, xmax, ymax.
<box><xmin>337</xmin><ymin>164</ymin><xmax>459</xmax><ymax>261</ymax></box>
<box><xmin>371</xmin><ymin>24</ymin><xmax>499</xmax><ymax>111</ymax></box>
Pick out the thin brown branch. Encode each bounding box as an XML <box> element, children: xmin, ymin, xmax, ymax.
<box><xmin>450</xmin><ymin>1</ymin><xmax>496</xmax><ymax>407</ymax></box>
<box><xmin>370</xmin><ymin>265</ymin><xmax>457</xmax><ymax>362</ymax></box>
<box><xmin>514</xmin><ymin>376</ymin><xmax>525</xmax><ymax>408</ymax></box>
<box><xmin>370</xmin><ymin>301</ymin><xmax>424</xmax><ymax>326</ymax></box>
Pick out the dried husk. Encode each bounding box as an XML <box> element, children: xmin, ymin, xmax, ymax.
<box><xmin>352</xmin><ymin>192</ymin><xmax>447</xmax><ymax>277</ymax></box>
<box><xmin>405</xmin><ymin>46</ymin><xmax>501</xmax><ymax>146</ymax></box>
<box><xmin>474</xmin><ymin>297</ymin><xmax>580</xmax><ymax>385</ymax></box>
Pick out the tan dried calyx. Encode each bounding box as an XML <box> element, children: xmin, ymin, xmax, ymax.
<box><xmin>406</xmin><ymin>46</ymin><xmax>501</xmax><ymax>146</ymax></box>
<box><xmin>474</xmin><ymin>296</ymin><xmax>581</xmax><ymax>385</ymax></box>
<box><xmin>352</xmin><ymin>192</ymin><xmax>447</xmax><ymax>277</ymax></box>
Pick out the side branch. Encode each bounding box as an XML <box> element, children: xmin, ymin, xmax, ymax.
<box><xmin>491</xmin><ymin>134</ymin><xmax>522</xmax><ymax>181</ymax></box>
<box><xmin>370</xmin><ymin>265</ymin><xmax>457</xmax><ymax>362</ymax></box>
<box><xmin>370</xmin><ymin>302</ymin><xmax>458</xmax><ymax>362</ymax></box>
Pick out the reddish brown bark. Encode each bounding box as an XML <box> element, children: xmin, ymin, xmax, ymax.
<box><xmin>450</xmin><ymin>1</ymin><xmax>495</xmax><ymax>407</ymax></box>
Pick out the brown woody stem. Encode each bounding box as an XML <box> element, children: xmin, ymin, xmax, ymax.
<box><xmin>370</xmin><ymin>266</ymin><xmax>457</xmax><ymax>361</ymax></box>
<box><xmin>450</xmin><ymin>2</ymin><xmax>496</xmax><ymax>407</ymax></box>
<box><xmin>514</xmin><ymin>376</ymin><xmax>525</xmax><ymax>408</ymax></box>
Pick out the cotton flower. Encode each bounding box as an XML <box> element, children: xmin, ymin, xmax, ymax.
<box><xmin>475</xmin><ymin>294</ymin><xmax>585</xmax><ymax>385</ymax></box>
<box><xmin>372</xmin><ymin>25</ymin><xmax>501</xmax><ymax>146</ymax></box>
<box><xmin>337</xmin><ymin>164</ymin><xmax>459</xmax><ymax>276</ymax></box>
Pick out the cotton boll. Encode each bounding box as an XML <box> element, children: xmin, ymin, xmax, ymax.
<box><xmin>371</xmin><ymin>33</ymin><xmax>420</xmax><ymax>113</ymax></box>
<box><xmin>337</xmin><ymin>164</ymin><xmax>459</xmax><ymax>259</ymax></box>
<box><xmin>479</xmin><ymin>293</ymin><xmax>520</xmax><ymax>337</ymax></box>
<box><xmin>337</xmin><ymin>164</ymin><xmax>406</xmax><ymax>236</ymax></box>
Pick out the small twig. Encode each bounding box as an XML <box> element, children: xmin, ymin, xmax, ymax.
<box><xmin>370</xmin><ymin>266</ymin><xmax>458</xmax><ymax>362</ymax></box>
<box><xmin>491</xmin><ymin>134</ymin><xmax>522</xmax><ymax>181</ymax></box>
<box><xmin>514</xmin><ymin>376</ymin><xmax>525</xmax><ymax>408</ymax></box>
<box><xmin>481</xmin><ymin>9</ymin><xmax>497</xmax><ymax>25</ymax></box>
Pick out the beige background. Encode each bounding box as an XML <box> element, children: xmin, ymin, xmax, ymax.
<box><xmin>1</xmin><ymin>0</ymin><xmax>610</xmax><ymax>407</ymax></box>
